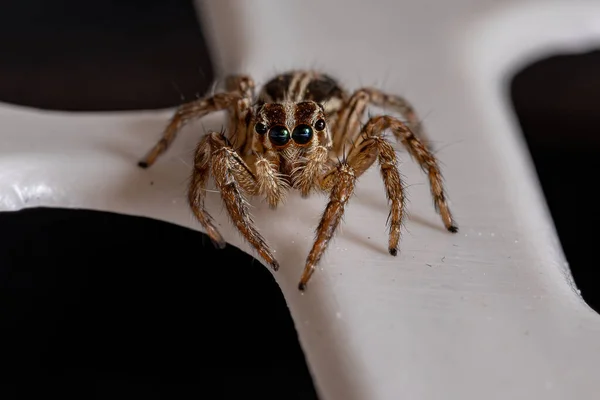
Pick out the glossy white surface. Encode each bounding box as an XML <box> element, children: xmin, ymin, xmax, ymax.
<box><xmin>2</xmin><ymin>1</ymin><xmax>600</xmax><ymax>399</ymax></box>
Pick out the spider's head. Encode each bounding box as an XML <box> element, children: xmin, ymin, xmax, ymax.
<box><xmin>252</xmin><ymin>100</ymin><xmax>328</xmax><ymax>151</ymax></box>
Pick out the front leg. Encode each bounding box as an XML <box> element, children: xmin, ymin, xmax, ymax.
<box><xmin>189</xmin><ymin>131</ymin><xmax>279</xmax><ymax>271</ymax></box>
<box><xmin>298</xmin><ymin>163</ymin><xmax>356</xmax><ymax>290</ymax></box>
<box><xmin>298</xmin><ymin>134</ymin><xmax>406</xmax><ymax>291</ymax></box>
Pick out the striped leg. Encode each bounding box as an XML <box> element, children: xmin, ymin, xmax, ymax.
<box><xmin>138</xmin><ymin>74</ymin><xmax>255</xmax><ymax>169</ymax></box>
<box><xmin>331</xmin><ymin>87</ymin><xmax>431</xmax><ymax>155</ymax></box>
<box><xmin>358</xmin><ymin>115</ymin><xmax>457</xmax><ymax>232</ymax></box>
<box><xmin>299</xmin><ymin>114</ymin><xmax>457</xmax><ymax>291</ymax></box>
<box><xmin>138</xmin><ymin>92</ymin><xmax>243</xmax><ymax>168</ymax></box>
<box><xmin>188</xmin><ymin>131</ymin><xmax>280</xmax><ymax>271</ymax></box>
<box><xmin>224</xmin><ymin>75</ymin><xmax>256</xmax><ymax>153</ymax></box>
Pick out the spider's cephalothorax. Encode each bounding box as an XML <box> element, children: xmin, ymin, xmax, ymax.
<box><xmin>138</xmin><ymin>70</ymin><xmax>458</xmax><ymax>291</ymax></box>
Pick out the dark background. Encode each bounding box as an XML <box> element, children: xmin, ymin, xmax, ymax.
<box><xmin>0</xmin><ymin>1</ymin><xmax>598</xmax><ymax>399</ymax></box>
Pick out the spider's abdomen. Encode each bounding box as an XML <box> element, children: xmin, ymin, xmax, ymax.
<box><xmin>257</xmin><ymin>71</ymin><xmax>347</xmax><ymax>115</ymax></box>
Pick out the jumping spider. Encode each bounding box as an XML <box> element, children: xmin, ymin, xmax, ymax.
<box><xmin>138</xmin><ymin>70</ymin><xmax>458</xmax><ymax>291</ymax></box>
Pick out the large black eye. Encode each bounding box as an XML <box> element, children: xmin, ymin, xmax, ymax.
<box><xmin>292</xmin><ymin>124</ymin><xmax>313</xmax><ymax>144</ymax></box>
<box><xmin>268</xmin><ymin>125</ymin><xmax>291</xmax><ymax>146</ymax></box>
<box><xmin>255</xmin><ymin>123</ymin><xmax>267</xmax><ymax>135</ymax></box>
<box><xmin>314</xmin><ymin>119</ymin><xmax>326</xmax><ymax>131</ymax></box>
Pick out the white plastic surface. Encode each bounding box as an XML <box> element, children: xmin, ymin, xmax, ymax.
<box><xmin>2</xmin><ymin>0</ymin><xmax>600</xmax><ymax>399</ymax></box>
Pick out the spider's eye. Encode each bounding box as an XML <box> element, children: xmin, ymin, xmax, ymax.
<box><xmin>255</xmin><ymin>123</ymin><xmax>268</xmax><ymax>135</ymax></box>
<box><xmin>269</xmin><ymin>125</ymin><xmax>291</xmax><ymax>146</ymax></box>
<box><xmin>292</xmin><ymin>124</ymin><xmax>313</xmax><ymax>145</ymax></box>
<box><xmin>314</xmin><ymin>119</ymin><xmax>326</xmax><ymax>131</ymax></box>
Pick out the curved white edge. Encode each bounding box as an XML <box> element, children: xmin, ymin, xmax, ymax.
<box><xmin>460</xmin><ymin>0</ymin><xmax>600</xmax><ymax>307</ymax></box>
<box><xmin>1</xmin><ymin>1</ymin><xmax>600</xmax><ymax>399</ymax></box>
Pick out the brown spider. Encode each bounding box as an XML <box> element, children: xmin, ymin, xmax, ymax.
<box><xmin>138</xmin><ymin>70</ymin><xmax>458</xmax><ymax>291</ymax></box>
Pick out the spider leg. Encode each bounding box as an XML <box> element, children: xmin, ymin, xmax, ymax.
<box><xmin>188</xmin><ymin>135</ymin><xmax>226</xmax><ymax>249</ymax></box>
<box><xmin>363</xmin><ymin>115</ymin><xmax>458</xmax><ymax>232</ymax></box>
<box><xmin>225</xmin><ymin>74</ymin><xmax>256</xmax><ymax>99</ymax></box>
<box><xmin>224</xmin><ymin>75</ymin><xmax>256</xmax><ymax>153</ymax></box>
<box><xmin>346</xmin><ymin>133</ymin><xmax>405</xmax><ymax>256</ymax></box>
<box><xmin>138</xmin><ymin>92</ymin><xmax>243</xmax><ymax>168</ymax></box>
<box><xmin>189</xmin><ymin>131</ymin><xmax>279</xmax><ymax>271</ymax></box>
<box><xmin>331</xmin><ymin>88</ymin><xmax>431</xmax><ymax>154</ymax></box>
<box><xmin>298</xmin><ymin>162</ymin><xmax>356</xmax><ymax>291</ymax></box>
<box><xmin>361</xmin><ymin>87</ymin><xmax>431</xmax><ymax>148</ymax></box>
<box><xmin>299</xmin><ymin>115</ymin><xmax>456</xmax><ymax>290</ymax></box>
<box><xmin>299</xmin><ymin>131</ymin><xmax>405</xmax><ymax>290</ymax></box>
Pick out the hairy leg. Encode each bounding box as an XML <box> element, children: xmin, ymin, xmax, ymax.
<box><xmin>361</xmin><ymin>115</ymin><xmax>458</xmax><ymax>232</ymax></box>
<box><xmin>298</xmin><ymin>163</ymin><xmax>356</xmax><ymax>291</ymax></box>
<box><xmin>224</xmin><ymin>75</ymin><xmax>256</xmax><ymax>153</ymax></box>
<box><xmin>188</xmin><ymin>131</ymin><xmax>279</xmax><ymax>271</ymax></box>
<box><xmin>138</xmin><ymin>92</ymin><xmax>242</xmax><ymax>168</ymax></box>
<box><xmin>225</xmin><ymin>74</ymin><xmax>255</xmax><ymax>98</ymax></box>
<box><xmin>188</xmin><ymin>135</ymin><xmax>226</xmax><ymax>249</ymax></box>
<box><xmin>298</xmin><ymin>132</ymin><xmax>407</xmax><ymax>290</ymax></box>
<box><xmin>298</xmin><ymin>115</ymin><xmax>457</xmax><ymax>290</ymax></box>
<box><xmin>345</xmin><ymin>133</ymin><xmax>406</xmax><ymax>256</ymax></box>
<box><xmin>361</xmin><ymin>87</ymin><xmax>431</xmax><ymax>147</ymax></box>
<box><xmin>331</xmin><ymin>88</ymin><xmax>431</xmax><ymax>155</ymax></box>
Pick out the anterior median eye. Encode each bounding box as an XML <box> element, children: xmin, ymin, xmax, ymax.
<box><xmin>292</xmin><ymin>124</ymin><xmax>313</xmax><ymax>144</ymax></box>
<box><xmin>269</xmin><ymin>125</ymin><xmax>291</xmax><ymax>146</ymax></box>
